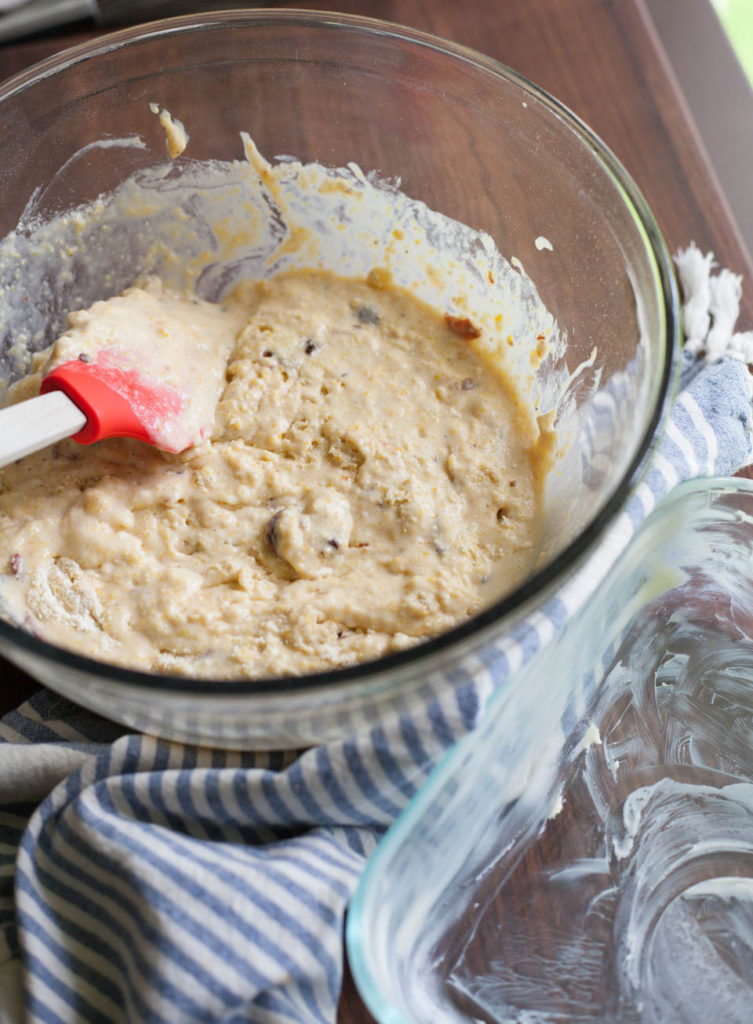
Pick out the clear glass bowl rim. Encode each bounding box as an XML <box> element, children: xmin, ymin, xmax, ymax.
<box><xmin>0</xmin><ymin>8</ymin><xmax>680</xmax><ymax>697</ymax></box>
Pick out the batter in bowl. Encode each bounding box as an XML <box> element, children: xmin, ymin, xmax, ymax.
<box><xmin>0</xmin><ymin>268</ymin><xmax>541</xmax><ymax>678</ymax></box>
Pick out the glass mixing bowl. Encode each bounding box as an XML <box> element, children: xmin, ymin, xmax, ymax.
<box><xmin>0</xmin><ymin>11</ymin><xmax>678</xmax><ymax>747</ymax></box>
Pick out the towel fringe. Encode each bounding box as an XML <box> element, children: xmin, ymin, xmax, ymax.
<box><xmin>675</xmin><ymin>244</ymin><xmax>753</xmax><ymax>369</ymax></box>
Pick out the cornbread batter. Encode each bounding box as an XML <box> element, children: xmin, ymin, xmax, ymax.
<box><xmin>0</xmin><ymin>269</ymin><xmax>540</xmax><ymax>678</ymax></box>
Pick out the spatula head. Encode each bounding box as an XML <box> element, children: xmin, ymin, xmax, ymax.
<box><xmin>40</xmin><ymin>357</ymin><xmax>188</xmax><ymax>451</ymax></box>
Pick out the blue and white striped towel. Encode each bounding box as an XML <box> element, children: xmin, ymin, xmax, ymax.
<box><xmin>1</xmin><ymin>246</ymin><xmax>752</xmax><ymax>1024</ymax></box>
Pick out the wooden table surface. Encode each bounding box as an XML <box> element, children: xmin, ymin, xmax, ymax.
<box><xmin>1</xmin><ymin>2</ymin><xmax>751</xmax><ymax>1021</ymax></box>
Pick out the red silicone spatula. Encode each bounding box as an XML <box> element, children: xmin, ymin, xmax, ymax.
<box><xmin>0</xmin><ymin>283</ymin><xmax>241</xmax><ymax>468</ymax></box>
<box><xmin>0</xmin><ymin>356</ymin><xmax>192</xmax><ymax>468</ymax></box>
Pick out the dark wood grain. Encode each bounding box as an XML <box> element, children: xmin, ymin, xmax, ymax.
<box><xmin>1</xmin><ymin>4</ymin><xmax>751</xmax><ymax>1021</ymax></box>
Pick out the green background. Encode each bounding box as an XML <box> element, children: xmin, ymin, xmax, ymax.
<box><xmin>713</xmin><ymin>0</ymin><xmax>753</xmax><ymax>84</ymax></box>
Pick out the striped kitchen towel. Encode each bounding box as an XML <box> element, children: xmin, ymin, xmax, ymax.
<box><xmin>0</xmin><ymin>244</ymin><xmax>752</xmax><ymax>1024</ymax></box>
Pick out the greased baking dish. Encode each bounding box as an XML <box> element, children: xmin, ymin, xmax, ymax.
<box><xmin>348</xmin><ymin>476</ymin><xmax>753</xmax><ymax>1023</ymax></box>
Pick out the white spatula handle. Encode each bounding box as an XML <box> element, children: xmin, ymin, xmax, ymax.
<box><xmin>0</xmin><ymin>390</ymin><xmax>87</xmax><ymax>468</ymax></box>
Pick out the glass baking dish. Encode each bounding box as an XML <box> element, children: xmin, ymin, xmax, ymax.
<box><xmin>348</xmin><ymin>476</ymin><xmax>753</xmax><ymax>1023</ymax></box>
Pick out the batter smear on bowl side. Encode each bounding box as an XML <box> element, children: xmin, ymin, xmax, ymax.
<box><xmin>0</xmin><ymin>268</ymin><xmax>542</xmax><ymax>678</ymax></box>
